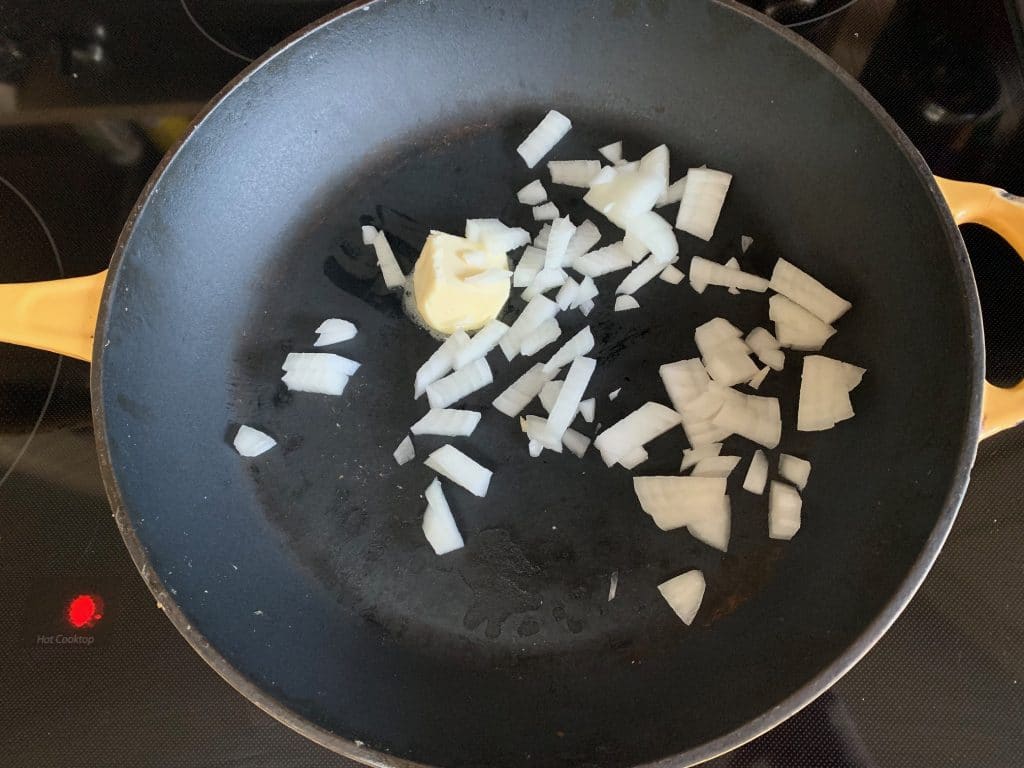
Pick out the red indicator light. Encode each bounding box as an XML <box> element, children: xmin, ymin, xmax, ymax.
<box><xmin>67</xmin><ymin>594</ymin><xmax>103</xmax><ymax>629</ymax></box>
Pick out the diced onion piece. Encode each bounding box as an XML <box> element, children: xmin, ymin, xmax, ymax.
<box><xmin>534</xmin><ymin>223</ymin><xmax>551</xmax><ymax>248</ymax></box>
<box><xmin>464</xmin><ymin>269</ymin><xmax>512</xmax><ymax>286</ymax></box>
<box><xmin>742</xmin><ymin>449</ymin><xmax>768</xmax><ymax>494</ymax></box>
<box><xmin>424</xmin><ymin>444</ymin><xmax>492</xmax><ymax>497</ymax></box>
<box><xmin>741</xmin><ymin>235</ymin><xmax>754</xmax><ymax>252</ymax></box>
<box><xmin>573</xmin><ymin>242</ymin><xmax>633</xmax><ymax>278</ymax></box>
<box><xmin>544</xmin><ymin>356</ymin><xmax>597</xmax><ymax>443</ymax></box>
<box><xmin>679</xmin><ymin>443</ymin><xmax>722</xmax><ymax>472</ymax></box>
<box><xmin>622</xmin><ymin>232</ymin><xmax>650</xmax><ymax>262</ymax></box>
<box><xmin>797</xmin><ymin>354</ymin><xmax>865</xmax><ymax>431</ymax></box>
<box><xmin>549</xmin><ymin>160</ymin><xmax>602</xmax><ymax>187</ymax></box>
<box><xmin>281</xmin><ymin>352</ymin><xmax>358</xmax><ymax>395</ymax></box>
<box><xmin>639</xmin><ymin>144</ymin><xmax>670</xmax><ymax>192</ymax></box>
<box><xmin>572</xmin><ymin>275</ymin><xmax>599</xmax><ymax>309</ymax></box>
<box><xmin>500</xmin><ymin>295</ymin><xmax>560</xmax><ymax>360</ymax></box>
<box><xmin>748</xmin><ymin>365</ymin><xmax>770</xmax><ymax>390</ymax></box>
<box><xmin>598</xmin><ymin>141</ymin><xmax>623</xmax><ymax>163</ymax></box>
<box><xmin>614</xmin><ymin>295</ymin><xmax>639</xmax><ymax>312</ymax></box>
<box><xmin>532</xmin><ymin>202</ymin><xmax>560</xmax><ymax>221</ymax></box>
<box><xmin>415</xmin><ymin>331</ymin><xmax>470</xmax><ymax>398</ymax></box>
<box><xmin>769</xmin><ymin>294</ymin><xmax>836</xmax><ymax>351</ymax></box>
<box><xmin>544</xmin><ymin>216</ymin><xmax>577</xmax><ymax>269</ymax></box>
<box><xmin>681</xmin><ymin>416</ymin><xmax>731</xmax><ymax>448</ymax></box>
<box><xmin>513</xmin><ymin>245</ymin><xmax>545</xmax><ymax>288</ymax></box>
<box><xmin>626</xmin><ymin>210</ymin><xmax>678</xmax><ymax>264</ymax></box>
<box><xmin>617</xmin><ymin>254</ymin><xmax>675</xmax><ymax>295</ymax></box>
<box><xmin>745</xmin><ymin>327</ymin><xmax>785</xmax><ymax>371</ymax></box>
<box><xmin>619</xmin><ymin>446</ymin><xmax>648</xmax><ymax>470</ymax></box>
<box><xmin>660</xmin><ymin>358</ymin><xmax>711</xmax><ymax>412</ymax></box>
<box><xmin>542</xmin><ymin>326</ymin><xmax>595</xmax><ymax>373</ymax></box>
<box><xmin>411</xmin><ymin>408</ymin><xmax>482</xmax><ymax>437</ymax></box>
<box><xmin>769</xmin><ymin>481</ymin><xmax>802</xmax><ymax>540</ymax></box>
<box><xmin>539</xmin><ymin>380</ymin><xmax>563</xmax><ymax>413</ymax></box>
<box><xmin>521</xmin><ymin>268</ymin><xmax>566</xmax><ymax>301</ymax></box>
<box><xmin>492</xmin><ymin>363</ymin><xmax>558</xmax><ymax>417</ymax></box>
<box><xmin>465</xmin><ymin>219</ymin><xmax>530</xmax><ymax>252</ymax></box>
<box><xmin>579</xmin><ymin>398</ymin><xmax>596</xmax><ymax>423</ymax></box>
<box><xmin>579</xmin><ymin>299</ymin><xmax>595</xmax><ymax>316</ymax></box>
<box><xmin>520</xmin><ymin>318</ymin><xmax>562</xmax><ymax>356</ymax></box>
<box><xmin>608</xmin><ymin>570</ymin><xmax>619</xmax><ymax>601</ymax></box>
<box><xmin>556</xmin><ymin>276</ymin><xmax>580</xmax><ymax>310</ymax></box>
<box><xmin>517</xmin><ymin>110</ymin><xmax>572</xmax><ymax>168</ymax></box>
<box><xmin>675</xmin><ymin>167</ymin><xmax>732</xmax><ymax>241</ymax></box>
<box><xmin>372</xmin><ymin>230</ymin><xmax>405</xmax><ymax>289</ymax></box>
<box><xmin>522</xmin><ymin>414</ymin><xmax>563</xmax><ymax>452</ymax></box>
<box><xmin>233</xmin><ymin>425</ymin><xmax>276</xmax><ymax>457</ymax></box>
<box><xmin>361</xmin><ymin>225</ymin><xmax>378</xmax><ymax>245</ymax></box>
<box><xmin>528</xmin><ymin>439</ymin><xmax>544</xmax><ymax>458</ymax></box>
<box><xmin>633</xmin><ymin>476</ymin><xmax>730</xmax><ymax>550</ymax></box>
<box><xmin>779</xmin><ymin>454</ymin><xmax>811</xmax><ymax>490</ymax></box>
<box><xmin>695</xmin><ymin>318</ymin><xmax>758</xmax><ymax>387</ymax></box>
<box><xmin>711</xmin><ymin>390</ymin><xmax>781</xmax><ymax>449</ymax></box>
<box><xmin>657</xmin><ymin>175</ymin><xmax>688</xmax><ymax>208</ymax></box>
<box><xmin>659</xmin><ymin>265</ymin><xmax>685</xmax><ymax>284</ymax></box>
<box><xmin>562</xmin><ymin>427</ymin><xmax>591</xmax><ymax>458</ymax></box>
<box><xmin>658</xmin><ymin>570</ymin><xmax>705</xmax><ymax>625</ymax></box>
<box><xmin>689</xmin><ymin>256</ymin><xmax>769</xmax><ymax>292</ymax></box>
<box><xmin>690</xmin><ymin>455</ymin><xmax>741</xmax><ymax>478</ymax></box>
<box><xmin>594</xmin><ymin>402</ymin><xmax>681</xmax><ymax>467</ymax></box>
<box><xmin>724</xmin><ymin>257</ymin><xmax>741</xmax><ymax>295</ymax></box>
<box><xmin>563</xmin><ymin>220</ymin><xmax>602</xmax><ymax>264</ymax></box>
<box><xmin>452</xmin><ymin>320</ymin><xmax>509</xmax><ymax>369</ymax></box>
<box><xmin>590</xmin><ymin>165</ymin><xmax>618</xmax><ymax>186</ymax></box>
<box><xmin>314</xmin><ymin>318</ymin><xmax>357</xmax><ymax>347</ymax></box>
<box><xmin>517</xmin><ymin>179</ymin><xmax>547</xmax><ymax>205</ymax></box>
<box><xmin>679</xmin><ymin>387</ymin><xmax>726</xmax><ymax>422</ymax></box>
<box><xmin>608</xmin><ymin>388</ymin><xmax>621</xmax><ymax>401</ymax></box>
<box><xmin>423</xmin><ymin>478</ymin><xmax>464</xmax><ymax>555</ymax></box>
<box><xmin>426</xmin><ymin>358</ymin><xmax>493</xmax><ymax>408</ymax></box>
<box><xmin>393</xmin><ymin>435</ymin><xmax>415</xmax><ymax>465</ymax></box>
<box><xmin>584</xmin><ymin>165</ymin><xmax>664</xmax><ymax>229</ymax></box>
<box><xmin>769</xmin><ymin>258</ymin><xmax>851</xmax><ymax>324</ymax></box>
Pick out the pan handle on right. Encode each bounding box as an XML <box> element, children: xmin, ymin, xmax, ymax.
<box><xmin>935</xmin><ymin>176</ymin><xmax>1024</xmax><ymax>439</ymax></box>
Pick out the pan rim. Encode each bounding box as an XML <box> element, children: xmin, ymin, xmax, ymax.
<box><xmin>90</xmin><ymin>1</ymin><xmax>984</xmax><ymax>767</ymax></box>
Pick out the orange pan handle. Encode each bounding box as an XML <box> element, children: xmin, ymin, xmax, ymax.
<box><xmin>0</xmin><ymin>270</ymin><xmax>107</xmax><ymax>362</ymax></box>
<box><xmin>936</xmin><ymin>176</ymin><xmax>1024</xmax><ymax>439</ymax></box>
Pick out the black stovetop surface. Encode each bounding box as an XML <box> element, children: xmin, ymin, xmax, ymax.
<box><xmin>2</xmin><ymin>1</ymin><xmax>1023</xmax><ymax>766</ymax></box>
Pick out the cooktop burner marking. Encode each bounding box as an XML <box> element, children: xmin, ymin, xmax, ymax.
<box><xmin>179</xmin><ymin>0</ymin><xmax>254</xmax><ymax>63</ymax></box>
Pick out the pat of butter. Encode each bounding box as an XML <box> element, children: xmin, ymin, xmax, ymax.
<box><xmin>413</xmin><ymin>231</ymin><xmax>510</xmax><ymax>334</ymax></box>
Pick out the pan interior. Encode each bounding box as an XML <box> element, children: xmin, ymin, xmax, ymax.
<box><xmin>97</xmin><ymin>1</ymin><xmax>979</xmax><ymax>766</ymax></box>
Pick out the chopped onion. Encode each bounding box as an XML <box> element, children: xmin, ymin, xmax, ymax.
<box><xmin>745</xmin><ymin>327</ymin><xmax>785</xmax><ymax>371</ymax></box>
<box><xmin>453</xmin><ymin>319</ymin><xmax>509</xmax><ymax>369</ymax></box>
<box><xmin>465</xmin><ymin>219</ymin><xmax>530</xmax><ymax>252</ymax></box>
<box><xmin>633</xmin><ymin>476</ymin><xmax>730</xmax><ymax>550</ymax></box>
<box><xmin>590</xmin><ymin>165</ymin><xmax>618</xmax><ymax>186</ymax></box>
<box><xmin>748</xmin><ymin>365</ymin><xmax>770</xmax><ymax>390</ymax></box>
<box><xmin>584</xmin><ymin>164</ymin><xmax>664</xmax><ymax>229</ymax></box>
<box><xmin>594</xmin><ymin>402</ymin><xmax>681</xmax><ymax>467</ymax></box>
<box><xmin>579</xmin><ymin>299</ymin><xmax>595</xmax><ymax>316</ymax></box>
<box><xmin>614</xmin><ymin>295</ymin><xmax>639</xmax><ymax>312</ymax></box>
<box><xmin>542</xmin><ymin>326</ymin><xmax>595</xmax><ymax>373</ymax></box>
<box><xmin>579</xmin><ymin>398</ymin><xmax>596</xmax><ymax>423</ymax></box>
<box><xmin>393</xmin><ymin>434</ymin><xmax>415</xmax><ymax>465</ymax></box>
<box><xmin>681</xmin><ymin>416</ymin><xmax>731</xmax><ymax>448</ymax></box>
<box><xmin>572</xmin><ymin>275</ymin><xmax>599</xmax><ymax>309</ymax></box>
<box><xmin>424</xmin><ymin>444</ymin><xmax>492</xmax><ymax>497</ymax></box>
<box><xmin>573</xmin><ymin>242</ymin><xmax>633</xmax><ymax>278</ymax></box>
<box><xmin>619</xmin><ymin>446</ymin><xmax>648</xmax><ymax>470</ymax></box>
<box><xmin>769</xmin><ymin>258</ymin><xmax>851</xmax><ymax>324</ymax></box>
<box><xmin>679</xmin><ymin>442</ymin><xmax>722</xmax><ymax>472</ymax></box>
<box><xmin>521</xmin><ymin>268</ymin><xmax>567</xmax><ymax>301</ymax></box>
<box><xmin>660</xmin><ymin>358</ymin><xmax>711</xmax><ymax>412</ymax></box>
<box><xmin>675</xmin><ymin>167</ymin><xmax>732</xmax><ymax>241</ymax></box>
<box><xmin>724</xmin><ymin>257</ymin><xmax>741</xmax><ymax>295</ymax></box>
<box><xmin>617</xmin><ymin>254</ymin><xmax>675</xmax><ymax>295</ymax></box>
<box><xmin>779</xmin><ymin>454</ymin><xmax>811</xmax><ymax>490</ymax></box>
<box><xmin>688</xmin><ymin>256</ymin><xmax>768</xmax><ymax>292</ymax></box>
<box><xmin>769</xmin><ymin>294</ymin><xmax>837</xmax><ymax>351</ymax></box>
<box><xmin>608</xmin><ymin>570</ymin><xmax>619</xmax><ymax>601</ymax></box>
<box><xmin>622</xmin><ymin>232</ymin><xmax>650</xmax><ymax>262</ymax></box>
<box><xmin>609</xmin><ymin>388</ymin><xmax>621</xmax><ymax>401</ymax></box>
<box><xmin>562</xmin><ymin>426</ymin><xmax>591</xmax><ymax>458</ymax></box>
<box><xmin>539</xmin><ymin>380</ymin><xmax>563</xmax><ymax>413</ymax></box>
<box><xmin>520</xmin><ymin>318</ymin><xmax>562</xmax><ymax>356</ymax></box>
<box><xmin>534</xmin><ymin>223</ymin><xmax>551</xmax><ymax>248</ymax></box>
<box><xmin>741</xmin><ymin>235</ymin><xmax>754</xmax><ymax>253</ymax></box>
<box><xmin>415</xmin><ymin>330</ymin><xmax>470</xmax><ymax>398</ymax></box>
<box><xmin>500</xmin><ymin>295</ymin><xmax>560</xmax><ymax>360</ymax></box>
<box><xmin>742</xmin><ymin>449</ymin><xmax>768</xmax><ymax>494</ymax></box>
<box><xmin>563</xmin><ymin>220</ymin><xmax>602</xmax><ymax>264</ymax></box>
<box><xmin>464</xmin><ymin>269</ymin><xmax>512</xmax><ymax>286</ymax></box>
<box><xmin>659</xmin><ymin>265</ymin><xmax>685</xmax><ymax>284</ymax></box>
<box><xmin>599</xmin><ymin>141</ymin><xmax>623</xmax><ymax>163</ymax></box>
<box><xmin>626</xmin><ymin>210</ymin><xmax>678</xmax><ymax>264</ymax></box>
<box><xmin>678</xmin><ymin>387</ymin><xmax>726</xmax><ymax>422</ymax></box>
<box><xmin>314</xmin><ymin>318</ymin><xmax>357</xmax><ymax>347</ymax></box>
<box><xmin>658</xmin><ymin>570</ymin><xmax>705</xmax><ymax>625</ymax></box>
<box><xmin>411</xmin><ymin>408</ymin><xmax>482</xmax><ymax>437</ymax></box>
<box><xmin>695</xmin><ymin>318</ymin><xmax>758</xmax><ymax>387</ymax></box>
<box><xmin>711</xmin><ymin>390</ymin><xmax>781</xmax><ymax>448</ymax></box>
<box><xmin>517</xmin><ymin>110</ymin><xmax>572</xmax><ymax>168</ymax></box>
<box><xmin>281</xmin><ymin>352</ymin><xmax>358</xmax><ymax>396</ymax></box>
<box><xmin>361</xmin><ymin>225</ymin><xmax>378</xmax><ymax>245</ymax></box>
<box><xmin>528</xmin><ymin>439</ymin><xmax>544</xmax><ymax>458</ymax></box>
<box><xmin>690</xmin><ymin>455</ymin><xmax>741</xmax><ymax>478</ymax></box>
<box><xmin>517</xmin><ymin>179</ymin><xmax>548</xmax><ymax>205</ymax></box>
<box><xmin>639</xmin><ymin>144</ymin><xmax>670</xmax><ymax>192</ymax></box>
<box><xmin>513</xmin><ymin>246</ymin><xmax>545</xmax><ymax>288</ymax></box>
<box><xmin>797</xmin><ymin>354</ymin><xmax>865</xmax><ymax>431</ymax></box>
<box><xmin>769</xmin><ymin>481</ymin><xmax>801</xmax><ymax>540</ymax></box>
<box><xmin>532</xmin><ymin>202</ymin><xmax>560</xmax><ymax>221</ymax></box>
<box><xmin>656</xmin><ymin>175</ymin><xmax>688</xmax><ymax>208</ymax></box>
<box><xmin>522</xmin><ymin>414</ymin><xmax>563</xmax><ymax>453</ymax></box>
<box><xmin>372</xmin><ymin>230</ymin><xmax>405</xmax><ymax>289</ymax></box>
<box><xmin>492</xmin><ymin>363</ymin><xmax>557</xmax><ymax>417</ymax></box>
<box><xmin>544</xmin><ymin>216</ymin><xmax>577</xmax><ymax>269</ymax></box>
<box><xmin>544</xmin><ymin>356</ymin><xmax>597</xmax><ymax>443</ymax></box>
<box><xmin>549</xmin><ymin>159</ymin><xmax>602</xmax><ymax>187</ymax></box>
<box><xmin>423</xmin><ymin>478</ymin><xmax>464</xmax><ymax>554</ymax></box>
<box><xmin>233</xmin><ymin>425</ymin><xmax>276</xmax><ymax>457</ymax></box>
<box><xmin>556</xmin><ymin>276</ymin><xmax>580</xmax><ymax>310</ymax></box>
<box><xmin>426</xmin><ymin>358</ymin><xmax>493</xmax><ymax>409</ymax></box>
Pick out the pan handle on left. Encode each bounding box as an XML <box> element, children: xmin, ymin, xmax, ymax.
<box><xmin>0</xmin><ymin>271</ymin><xmax>107</xmax><ymax>363</ymax></box>
<box><xmin>935</xmin><ymin>177</ymin><xmax>1024</xmax><ymax>439</ymax></box>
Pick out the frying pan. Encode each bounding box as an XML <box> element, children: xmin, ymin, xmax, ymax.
<box><xmin>2</xmin><ymin>1</ymin><xmax>1024</xmax><ymax>766</ymax></box>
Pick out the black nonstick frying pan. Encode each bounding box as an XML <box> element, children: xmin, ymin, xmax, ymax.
<box><xmin>2</xmin><ymin>1</ymin><xmax>1024</xmax><ymax>766</ymax></box>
